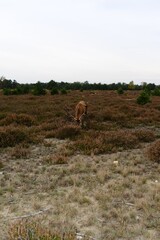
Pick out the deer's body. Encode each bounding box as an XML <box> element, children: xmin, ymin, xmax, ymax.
<box><xmin>74</xmin><ymin>101</ymin><xmax>87</xmax><ymax>127</ymax></box>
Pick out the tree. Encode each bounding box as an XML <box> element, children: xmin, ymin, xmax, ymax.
<box><xmin>128</xmin><ymin>81</ymin><xmax>135</xmax><ymax>90</ymax></box>
<box><xmin>32</xmin><ymin>82</ymin><xmax>46</xmax><ymax>95</ymax></box>
<box><xmin>137</xmin><ymin>91</ymin><xmax>151</xmax><ymax>105</ymax></box>
<box><xmin>117</xmin><ymin>87</ymin><xmax>124</xmax><ymax>94</ymax></box>
<box><xmin>51</xmin><ymin>88</ymin><xmax>59</xmax><ymax>95</ymax></box>
<box><xmin>152</xmin><ymin>87</ymin><xmax>160</xmax><ymax>96</ymax></box>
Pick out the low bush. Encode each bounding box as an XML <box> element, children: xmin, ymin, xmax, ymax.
<box><xmin>60</xmin><ymin>88</ymin><xmax>67</xmax><ymax>94</ymax></box>
<box><xmin>32</xmin><ymin>82</ymin><xmax>46</xmax><ymax>95</ymax></box>
<box><xmin>134</xmin><ymin>129</ymin><xmax>155</xmax><ymax>142</ymax></box>
<box><xmin>70</xmin><ymin>130</ymin><xmax>139</xmax><ymax>155</ymax></box>
<box><xmin>3</xmin><ymin>88</ymin><xmax>12</xmax><ymax>95</ymax></box>
<box><xmin>117</xmin><ymin>87</ymin><xmax>124</xmax><ymax>95</ymax></box>
<box><xmin>152</xmin><ymin>87</ymin><xmax>160</xmax><ymax>96</ymax></box>
<box><xmin>0</xmin><ymin>127</ymin><xmax>30</xmax><ymax>148</ymax></box>
<box><xmin>51</xmin><ymin>88</ymin><xmax>59</xmax><ymax>95</ymax></box>
<box><xmin>146</xmin><ymin>140</ymin><xmax>160</xmax><ymax>163</ymax></box>
<box><xmin>46</xmin><ymin>125</ymin><xmax>80</xmax><ymax>140</ymax></box>
<box><xmin>0</xmin><ymin>114</ymin><xmax>36</xmax><ymax>126</ymax></box>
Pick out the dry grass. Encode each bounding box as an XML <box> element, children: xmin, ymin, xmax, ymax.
<box><xmin>0</xmin><ymin>91</ymin><xmax>160</xmax><ymax>239</ymax></box>
<box><xmin>8</xmin><ymin>220</ymin><xmax>78</xmax><ymax>240</ymax></box>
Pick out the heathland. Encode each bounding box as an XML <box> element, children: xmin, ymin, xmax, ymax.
<box><xmin>0</xmin><ymin>90</ymin><xmax>160</xmax><ymax>239</ymax></box>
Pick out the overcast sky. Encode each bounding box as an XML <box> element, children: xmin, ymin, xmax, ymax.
<box><xmin>0</xmin><ymin>0</ymin><xmax>160</xmax><ymax>84</ymax></box>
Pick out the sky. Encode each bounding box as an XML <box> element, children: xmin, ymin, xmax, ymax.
<box><xmin>0</xmin><ymin>0</ymin><xmax>160</xmax><ymax>84</ymax></box>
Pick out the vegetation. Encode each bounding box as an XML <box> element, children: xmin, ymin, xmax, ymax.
<box><xmin>146</xmin><ymin>140</ymin><xmax>160</xmax><ymax>163</ymax></box>
<box><xmin>60</xmin><ymin>88</ymin><xmax>67</xmax><ymax>94</ymax></box>
<box><xmin>117</xmin><ymin>87</ymin><xmax>124</xmax><ymax>94</ymax></box>
<box><xmin>1</xmin><ymin>76</ymin><xmax>160</xmax><ymax>92</ymax></box>
<box><xmin>32</xmin><ymin>82</ymin><xmax>46</xmax><ymax>95</ymax></box>
<box><xmin>0</xmin><ymin>90</ymin><xmax>160</xmax><ymax>239</ymax></box>
<box><xmin>8</xmin><ymin>220</ymin><xmax>78</xmax><ymax>240</ymax></box>
<box><xmin>51</xmin><ymin>88</ymin><xmax>59</xmax><ymax>95</ymax></box>
<box><xmin>152</xmin><ymin>87</ymin><xmax>160</xmax><ymax>96</ymax></box>
<box><xmin>136</xmin><ymin>90</ymin><xmax>151</xmax><ymax>105</ymax></box>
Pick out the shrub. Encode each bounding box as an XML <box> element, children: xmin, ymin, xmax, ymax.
<box><xmin>60</xmin><ymin>88</ymin><xmax>67</xmax><ymax>94</ymax></box>
<box><xmin>152</xmin><ymin>87</ymin><xmax>160</xmax><ymax>96</ymax></box>
<box><xmin>46</xmin><ymin>125</ymin><xmax>80</xmax><ymax>140</ymax></box>
<box><xmin>3</xmin><ymin>87</ymin><xmax>27</xmax><ymax>95</ymax></box>
<box><xmin>51</xmin><ymin>88</ymin><xmax>59</xmax><ymax>95</ymax></box>
<box><xmin>137</xmin><ymin>91</ymin><xmax>151</xmax><ymax>105</ymax></box>
<box><xmin>70</xmin><ymin>130</ymin><xmax>139</xmax><ymax>155</ymax></box>
<box><xmin>0</xmin><ymin>127</ymin><xmax>30</xmax><ymax>148</ymax></box>
<box><xmin>3</xmin><ymin>88</ymin><xmax>12</xmax><ymax>95</ymax></box>
<box><xmin>33</xmin><ymin>82</ymin><xmax>46</xmax><ymax>95</ymax></box>
<box><xmin>0</xmin><ymin>114</ymin><xmax>36</xmax><ymax>126</ymax></box>
<box><xmin>117</xmin><ymin>87</ymin><xmax>124</xmax><ymax>95</ymax></box>
<box><xmin>146</xmin><ymin>140</ymin><xmax>160</xmax><ymax>163</ymax></box>
<box><xmin>134</xmin><ymin>129</ymin><xmax>155</xmax><ymax>142</ymax></box>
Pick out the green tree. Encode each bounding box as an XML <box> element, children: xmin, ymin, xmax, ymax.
<box><xmin>117</xmin><ymin>87</ymin><xmax>124</xmax><ymax>95</ymax></box>
<box><xmin>128</xmin><ymin>81</ymin><xmax>135</xmax><ymax>90</ymax></box>
<box><xmin>60</xmin><ymin>88</ymin><xmax>67</xmax><ymax>94</ymax></box>
<box><xmin>32</xmin><ymin>82</ymin><xmax>46</xmax><ymax>95</ymax></box>
<box><xmin>137</xmin><ymin>91</ymin><xmax>151</xmax><ymax>105</ymax></box>
<box><xmin>51</xmin><ymin>88</ymin><xmax>59</xmax><ymax>95</ymax></box>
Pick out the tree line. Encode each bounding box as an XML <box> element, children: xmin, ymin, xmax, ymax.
<box><xmin>0</xmin><ymin>76</ymin><xmax>160</xmax><ymax>96</ymax></box>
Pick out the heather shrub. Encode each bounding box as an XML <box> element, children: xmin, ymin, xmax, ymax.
<box><xmin>46</xmin><ymin>125</ymin><xmax>80</xmax><ymax>140</ymax></box>
<box><xmin>70</xmin><ymin>130</ymin><xmax>139</xmax><ymax>155</ymax></box>
<box><xmin>146</xmin><ymin>140</ymin><xmax>160</xmax><ymax>163</ymax></box>
<box><xmin>0</xmin><ymin>114</ymin><xmax>36</xmax><ymax>126</ymax></box>
<box><xmin>134</xmin><ymin>129</ymin><xmax>155</xmax><ymax>142</ymax></box>
<box><xmin>0</xmin><ymin>127</ymin><xmax>30</xmax><ymax>147</ymax></box>
<box><xmin>39</xmin><ymin>122</ymin><xmax>59</xmax><ymax>131</ymax></box>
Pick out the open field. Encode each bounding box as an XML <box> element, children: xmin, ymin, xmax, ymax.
<box><xmin>0</xmin><ymin>90</ymin><xmax>160</xmax><ymax>239</ymax></box>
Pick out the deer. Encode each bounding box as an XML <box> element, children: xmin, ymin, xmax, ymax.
<box><xmin>74</xmin><ymin>101</ymin><xmax>88</xmax><ymax>128</ymax></box>
<box><xmin>64</xmin><ymin>101</ymin><xmax>88</xmax><ymax>128</ymax></box>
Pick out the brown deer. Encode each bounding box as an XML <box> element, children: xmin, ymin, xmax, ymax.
<box><xmin>74</xmin><ymin>101</ymin><xmax>88</xmax><ymax>128</ymax></box>
<box><xmin>64</xmin><ymin>101</ymin><xmax>88</xmax><ymax>128</ymax></box>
